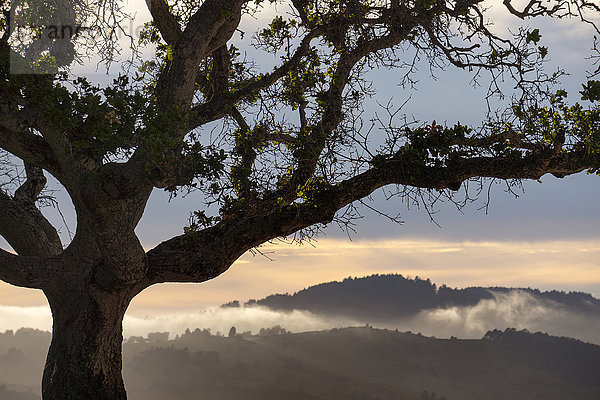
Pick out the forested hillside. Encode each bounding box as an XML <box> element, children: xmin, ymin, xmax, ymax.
<box><xmin>1</xmin><ymin>327</ymin><xmax>599</xmax><ymax>400</ymax></box>
<box><xmin>237</xmin><ymin>274</ymin><xmax>600</xmax><ymax>320</ymax></box>
<box><xmin>119</xmin><ymin>327</ymin><xmax>600</xmax><ymax>400</ymax></box>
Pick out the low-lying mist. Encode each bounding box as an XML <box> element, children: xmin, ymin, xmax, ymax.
<box><xmin>0</xmin><ymin>305</ymin><xmax>51</xmax><ymax>333</ymax></box>
<box><xmin>386</xmin><ymin>290</ymin><xmax>600</xmax><ymax>344</ymax></box>
<box><xmin>123</xmin><ymin>306</ymin><xmax>360</xmax><ymax>338</ymax></box>
<box><xmin>1</xmin><ymin>290</ymin><xmax>597</xmax><ymax>345</ymax></box>
<box><xmin>125</xmin><ymin>289</ymin><xmax>600</xmax><ymax>345</ymax></box>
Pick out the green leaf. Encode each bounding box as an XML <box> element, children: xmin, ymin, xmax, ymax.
<box><xmin>526</xmin><ymin>29</ymin><xmax>542</xmax><ymax>45</ymax></box>
<box><xmin>580</xmin><ymin>80</ymin><xmax>600</xmax><ymax>102</ymax></box>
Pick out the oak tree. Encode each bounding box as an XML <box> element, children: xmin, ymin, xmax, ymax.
<box><xmin>1</xmin><ymin>0</ymin><xmax>600</xmax><ymax>398</ymax></box>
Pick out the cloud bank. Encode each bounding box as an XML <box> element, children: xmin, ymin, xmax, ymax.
<box><xmin>2</xmin><ymin>290</ymin><xmax>598</xmax><ymax>345</ymax></box>
<box><xmin>0</xmin><ymin>305</ymin><xmax>51</xmax><ymax>332</ymax></box>
<box><xmin>123</xmin><ymin>306</ymin><xmax>359</xmax><ymax>338</ymax></box>
<box><xmin>386</xmin><ymin>290</ymin><xmax>600</xmax><ymax>345</ymax></box>
<box><xmin>4</xmin><ymin>238</ymin><xmax>599</xmax><ymax>311</ymax></box>
<box><xmin>125</xmin><ymin>290</ymin><xmax>600</xmax><ymax>345</ymax></box>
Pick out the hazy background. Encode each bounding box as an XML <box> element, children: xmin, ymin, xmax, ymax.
<box><xmin>2</xmin><ymin>274</ymin><xmax>599</xmax><ymax>400</ymax></box>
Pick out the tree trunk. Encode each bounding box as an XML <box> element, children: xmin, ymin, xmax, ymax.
<box><xmin>42</xmin><ymin>287</ymin><xmax>131</xmax><ymax>400</ymax></box>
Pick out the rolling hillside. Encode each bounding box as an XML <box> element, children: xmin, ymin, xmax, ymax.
<box><xmin>235</xmin><ymin>274</ymin><xmax>600</xmax><ymax>321</ymax></box>
<box><xmin>123</xmin><ymin>327</ymin><xmax>600</xmax><ymax>400</ymax></box>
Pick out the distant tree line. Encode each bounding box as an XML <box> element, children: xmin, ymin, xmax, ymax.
<box><xmin>1</xmin><ymin>326</ymin><xmax>599</xmax><ymax>399</ymax></box>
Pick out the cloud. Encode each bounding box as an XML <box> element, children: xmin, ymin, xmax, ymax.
<box><xmin>123</xmin><ymin>306</ymin><xmax>359</xmax><ymax>338</ymax></box>
<box><xmin>0</xmin><ymin>305</ymin><xmax>51</xmax><ymax>332</ymax></box>
<box><xmin>3</xmin><ymin>237</ymin><xmax>599</xmax><ymax>315</ymax></box>
<box><xmin>191</xmin><ymin>238</ymin><xmax>600</xmax><ymax>306</ymax></box>
<box><xmin>384</xmin><ymin>290</ymin><xmax>600</xmax><ymax>345</ymax></box>
<box><xmin>125</xmin><ymin>290</ymin><xmax>600</xmax><ymax>345</ymax></box>
<box><xmin>1</xmin><ymin>289</ymin><xmax>598</xmax><ymax>347</ymax></box>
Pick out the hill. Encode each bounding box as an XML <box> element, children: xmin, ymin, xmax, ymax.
<box><xmin>123</xmin><ymin>327</ymin><xmax>600</xmax><ymax>400</ymax></box>
<box><xmin>235</xmin><ymin>274</ymin><xmax>600</xmax><ymax>321</ymax></box>
<box><xmin>1</xmin><ymin>326</ymin><xmax>599</xmax><ymax>399</ymax></box>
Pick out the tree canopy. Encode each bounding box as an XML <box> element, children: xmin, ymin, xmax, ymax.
<box><xmin>0</xmin><ymin>0</ymin><xmax>599</xmax><ymax>398</ymax></box>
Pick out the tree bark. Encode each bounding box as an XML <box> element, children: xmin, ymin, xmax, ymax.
<box><xmin>42</xmin><ymin>286</ymin><xmax>132</xmax><ymax>400</ymax></box>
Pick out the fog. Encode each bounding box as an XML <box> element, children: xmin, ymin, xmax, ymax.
<box><xmin>1</xmin><ymin>289</ymin><xmax>597</xmax><ymax>345</ymax></box>
<box><xmin>387</xmin><ymin>290</ymin><xmax>600</xmax><ymax>345</ymax></box>
<box><xmin>123</xmin><ymin>306</ymin><xmax>360</xmax><ymax>338</ymax></box>
<box><xmin>124</xmin><ymin>290</ymin><xmax>600</xmax><ymax>345</ymax></box>
<box><xmin>0</xmin><ymin>306</ymin><xmax>51</xmax><ymax>333</ymax></box>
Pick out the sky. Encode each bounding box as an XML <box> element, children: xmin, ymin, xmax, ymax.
<box><xmin>0</xmin><ymin>0</ymin><xmax>599</xmax><ymax>336</ymax></box>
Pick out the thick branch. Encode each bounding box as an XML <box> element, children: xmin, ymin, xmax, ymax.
<box><xmin>155</xmin><ymin>0</ymin><xmax>244</xmax><ymax>111</ymax></box>
<box><xmin>14</xmin><ymin>164</ymin><xmax>46</xmax><ymax>203</ymax></box>
<box><xmin>0</xmin><ymin>249</ymin><xmax>53</xmax><ymax>289</ymax></box>
<box><xmin>142</xmin><ymin>222</ymin><xmax>240</xmax><ymax>284</ymax></box>
<box><xmin>123</xmin><ymin>1</ymin><xmax>246</xmax><ymax>191</ymax></box>
<box><xmin>146</xmin><ymin>0</ymin><xmax>183</xmax><ymax>45</ymax></box>
<box><xmin>330</xmin><ymin>150</ymin><xmax>595</xmax><ymax>204</ymax></box>
<box><xmin>142</xmin><ymin>148</ymin><xmax>596</xmax><ymax>285</ymax></box>
<box><xmin>0</xmin><ymin>166</ymin><xmax>62</xmax><ymax>257</ymax></box>
<box><xmin>0</xmin><ymin>118</ymin><xmax>62</xmax><ymax>178</ymax></box>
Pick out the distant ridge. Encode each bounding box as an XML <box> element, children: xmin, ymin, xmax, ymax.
<box><xmin>224</xmin><ymin>274</ymin><xmax>600</xmax><ymax>321</ymax></box>
<box><xmin>123</xmin><ymin>327</ymin><xmax>600</xmax><ymax>400</ymax></box>
<box><xmin>2</xmin><ymin>326</ymin><xmax>599</xmax><ymax>399</ymax></box>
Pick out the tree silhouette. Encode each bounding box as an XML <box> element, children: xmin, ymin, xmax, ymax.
<box><xmin>1</xmin><ymin>0</ymin><xmax>599</xmax><ymax>398</ymax></box>
<box><xmin>228</xmin><ymin>326</ymin><xmax>237</xmax><ymax>338</ymax></box>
